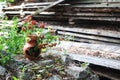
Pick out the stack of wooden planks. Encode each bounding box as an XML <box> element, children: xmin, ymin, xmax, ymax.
<box><xmin>46</xmin><ymin>24</ymin><xmax>120</xmax><ymax>45</ymax></box>
<box><xmin>1</xmin><ymin>0</ymin><xmax>120</xmax><ymax>45</ymax></box>
<box><xmin>2</xmin><ymin>0</ymin><xmax>120</xmax><ymax>22</ymax></box>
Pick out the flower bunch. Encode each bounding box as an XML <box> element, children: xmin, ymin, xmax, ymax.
<box><xmin>21</xmin><ymin>15</ymin><xmax>61</xmax><ymax>52</ymax></box>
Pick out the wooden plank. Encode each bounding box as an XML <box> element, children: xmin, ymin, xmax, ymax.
<box><xmin>71</xmin><ymin>17</ymin><xmax>120</xmax><ymax>21</ymax></box>
<box><xmin>115</xmin><ymin>49</ymin><xmax>120</xmax><ymax>54</ymax></box>
<box><xmin>49</xmin><ymin>25</ymin><xmax>120</xmax><ymax>38</ymax></box>
<box><xmin>49</xmin><ymin>41</ymin><xmax>120</xmax><ymax>70</ymax></box>
<box><xmin>58</xmin><ymin>35</ymin><xmax>120</xmax><ymax>45</ymax></box>
<box><xmin>71</xmin><ymin>7</ymin><xmax>120</xmax><ymax>13</ymax></box>
<box><xmin>58</xmin><ymin>31</ymin><xmax>120</xmax><ymax>44</ymax></box>
<box><xmin>3</xmin><ymin>6</ymin><xmax>44</xmax><ymax>10</ymax></box>
<box><xmin>16</xmin><ymin>0</ymin><xmax>64</xmax><ymax>22</ymax></box>
<box><xmin>61</xmin><ymin>12</ymin><xmax>120</xmax><ymax>17</ymax></box>
<box><xmin>56</xmin><ymin>41</ymin><xmax>120</xmax><ymax>53</ymax></box>
<box><xmin>65</xmin><ymin>0</ymin><xmax>120</xmax><ymax>4</ymax></box>
<box><xmin>4</xmin><ymin>11</ymin><xmax>55</xmax><ymax>15</ymax></box>
<box><xmin>92</xmin><ymin>66</ymin><xmax>120</xmax><ymax>80</ymax></box>
<box><xmin>4</xmin><ymin>11</ymin><xmax>20</xmax><ymax>14</ymax></box>
<box><xmin>25</xmin><ymin>2</ymin><xmax>53</xmax><ymax>6</ymax></box>
<box><xmin>4</xmin><ymin>10</ymin><xmax>120</xmax><ymax>22</ymax></box>
<box><xmin>35</xmin><ymin>14</ymin><xmax>120</xmax><ymax>22</ymax></box>
<box><xmin>3</xmin><ymin>0</ymin><xmax>65</xmax><ymax>21</ymax></box>
<box><xmin>70</xmin><ymin>3</ymin><xmax>120</xmax><ymax>8</ymax></box>
<box><xmin>107</xmin><ymin>3</ymin><xmax>120</xmax><ymax>7</ymax></box>
<box><xmin>33</xmin><ymin>0</ymin><xmax>64</xmax><ymax>15</ymax></box>
<box><xmin>3</xmin><ymin>1</ymin><xmax>63</xmax><ymax>11</ymax></box>
<box><xmin>37</xmin><ymin>11</ymin><xmax>120</xmax><ymax>17</ymax></box>
<box><xmin>2</xmin><ymin>2</ymin><xmax>54</xmax><ymax>11</ymax></box>
<box><xmin>104</xmin><ymin>0</ymin><xmax>120</xmax><ymax>2</ymax></box>
<box><xmin>46</xmin><ymin>47</ymin><xmax>120</xmax><ymax>70</ymax></box>
<box><xmin>65</xmin><ymin>0</ymin><xmax>107</xmax><ymax>3</ymax></box>
<box><xmin>69</xmin><ymin>53</ymin><xmax>120</xmax><ymax>70</ymax></box>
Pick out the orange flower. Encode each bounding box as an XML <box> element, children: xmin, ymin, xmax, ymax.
<box><xmin>39</xmin><ymin>43</ymin><xmax>43</xmax><ymax>48</ymax></box>
<box><xmin>21</xmin><ymin>27</ymin><xmax>26</xmax><ymax>31</ymax></box>
<box><xmin>26</xmin><ymin>15</ymin><xmax>32</xmax><ymax>21</ymax></box>
<box><xmin>59</xmin><ymin>37</ymin><xmax>64</xmax><ymax>41</ymax></box>
<box><xmin>53</xmin><ymin>43</ymin><xmax>57</xmax><ymax>46</ymax></box>
<box><xmin>23</xmin><ymin>19</ymin><xmax>29</xmax><ymax>23</ymax></box>
<box><xmin>27</xmin><ymin>26</ymin><xmax>32</xmax><ymax>29</ymax></box>
<box><xmin>31</xmin><ymin>20</ymin><xmax>37</xmax><ymax>25</ymax></box>
<box><xmin>40</xmin><ymin>34</ymin><xmax>44</xmax><ymax>39</ymax></box>
<box><xmin>31</xmin><ymin>35</ymin><xmax>37</xmax><ymax>41</ymax></box>
<box><xmin>39</xmin><ymin>22</ymin><xmax>45</xmax><ymax>28</ymax></box>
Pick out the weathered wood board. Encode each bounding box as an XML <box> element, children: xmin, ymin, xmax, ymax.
<box><xmin>46</xmin><ymin>41</ymin><xmax>120</xmax><ymax>70</ymax></box>
<box><xmin>56</xmin><ymin>41</ymin><xmax>120</xmax><ymax>54</ymax></box>
<box><xmin>46</xmin><ymin>24</ymin><xmax>120</xmax><ymax>44</ymax></box>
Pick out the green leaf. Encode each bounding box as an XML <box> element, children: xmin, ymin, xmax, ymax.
<box><xmin>31</xmin><ymin>66</ymin><xmax>40</xmax><ymax>70</ymax></box>
<box><xmin>0</xmin><ymin>0</ymin><xmax>4</xmax><ymax>2</ymax></box>
<box><xmin>12</xmin><ymin>76</ymin><xmax>18</xmax><ymax>80</ymax></box>
<box><xmin>41</xmin><ymin>48</ymin><xmax>47</xmax><ymax>52</ymax></box>
<box><xmin>81</xmin><ymin>62</ymin><xmax>89</xmax><ymax>70</ymax></box>
<box><xmin>7</xmin><ymin>0</ymin><xmax>14</xmax><ymax>2</ymax></box>
<box><xmin>4</xmin><ymin>16</ymin><xmax>8</xmax><ymax>20</ymax></box>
